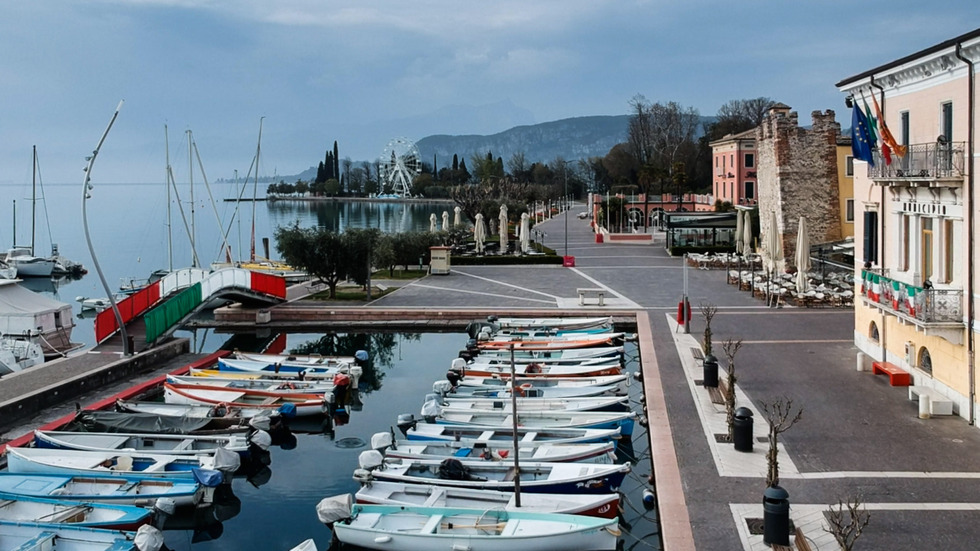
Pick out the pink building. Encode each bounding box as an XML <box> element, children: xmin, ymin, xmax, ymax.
<box><xmin>709</xmin><ymin>123</ymin><xmax>767</xmax><ymax>207</ymax></box>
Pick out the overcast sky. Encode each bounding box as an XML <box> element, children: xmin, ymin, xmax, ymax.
<box><xmin>1</xmin><ymin>1</ymin><xmax>977</xmax><ymax>184</ymax></box>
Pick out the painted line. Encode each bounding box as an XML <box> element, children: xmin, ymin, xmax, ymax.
<box><xmin>791</xmin><ymin>470</ymin><xmax>980</xmax><ymax>480</ymax></box>
<box><xmin>567</xmin><ymin>268</ymin><xmax>642</xmax><ymax>309</ymax></box>
<box><xmin>407</xmin><ymin>283</ymin><xmax>556</xmax><ymax>305</ymax></box>
<box><xmin>452</xmin><ymin>270</ymin><xmax>561</xmax><ymax>300</ymax></box>
<box><xmin>741</xmin><ymin>339</ymin><xmax>853</xmax><ymax>344</ymax></box>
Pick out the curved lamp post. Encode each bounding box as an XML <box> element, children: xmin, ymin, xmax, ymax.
<box><xmin>81</xmin><ymin>100</ymin><xmax>130</xmax><ymax>356</ymax></box>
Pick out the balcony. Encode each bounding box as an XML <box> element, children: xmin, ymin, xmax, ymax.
<box><xmin>860</xmin><ymin>269</ymin><xmax>965</xmax><ymax>344</ymax></box>
<box><xmin>869</xmin><ymin>141</ymin><xmax>965</xmax><ymax>186</ymax></box>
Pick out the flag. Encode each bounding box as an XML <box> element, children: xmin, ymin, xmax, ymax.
<box><xmin>882</xmin><ymin>142</ymin><xmax>893</xmax><ymax>166</ymax></box>
<box><xmin>871</xmin><ymin>93</ymin><xmax>907</xmax><ymax>158</ymax></box>
<box><xmin>906</xmin><ymin>285</ymin><xmax>916</xmax><ymax>316</ymax></box>
<box><xmin>863</xmin><ymin>98</ymin><xmax>879</xmax><ymax>150</ymax></box>
<box><xmin>851</xmin><ymin>105</ymin><xmax>876</xmax><ymax>167</ymax></box>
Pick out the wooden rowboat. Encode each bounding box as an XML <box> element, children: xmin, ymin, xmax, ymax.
<box><xmin>163</xmin><ymin>382</ymin><xmax>326</xmax><ymax>417</ymax></box>
<box><xmin>0</xmin><ymin>521</ymin><xmax>139</xmax><ymax>551</ymax></box>
<box><xmin>34</xmin><ymin>430</ymin><xmax>250</xmax><ymax>457</ymax></box>
<box><xmin>0</xmin><ymin>492</ymin><xmax>152</xmax><ymax>531</ymax></box>
<box><xmin>0</xmin><ymin>472</ymin><xmax>205</xmax><ymax>507</ymax></box>
<box><xmin>403</xmin><ymin>424</ymin><xmax>621</xmax><ymax>445</ymax></box>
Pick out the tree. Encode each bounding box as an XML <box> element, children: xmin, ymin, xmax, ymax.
<box><xmin>760</xmin><ymin>396</ymin><xmax>803</xmax><ymax>488</ymax></box>
<box><xmin>722</xmin><ymin>338</ymin><xmax>742</xmax><ymax>441</ymax></box>
<box><xmin>825</xmin><ymin>496</ymin><xmax>871</xmax><ymax>551</ymax></box>
<box><xmin>333</xmin><ymin>141</ymin><xmax>340</xmax><ymax>184</ymax></box>
<box><xmin>342</xmin><ymin>157</ymin><xmax>353</xmax><ymax>195</ymax></box>
<box><xmin>344</xmin><ymin>228</ymin><xmax>382</xmax><ymax>288</ymax></box>
<box><xmin>627</xmin><ymin>94</ymin><xmax>655</xmax><ymax>165</ymax></box>
<box><xmin>294</xmin><ymin>180</ymin><xmax>309</xmax><ymax>197</ymax></box>
<box><xmin>274</xmin><ymin>223</ymin><xmax>349</xmax><ymax>299</ymax></box>
<box><xmin>700</xmin><ymin>302</ymin><xmax>718</xmax><ymax>357</ymax></box>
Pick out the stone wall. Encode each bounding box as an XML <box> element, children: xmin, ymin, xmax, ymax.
<box><xmin>756</xmin><ymin>109</ymin><xmax>843</xmax><ymax>270</ymax></box>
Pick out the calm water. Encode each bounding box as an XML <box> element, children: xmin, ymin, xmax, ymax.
<box><xmin>0</xmin><ymin>182</ymin><xmax>451</xmax><ymax>349</ymax></box>
<box><xmin>154</xmin><ymin>333</ymin><xmax>653</xmax><ymax>551</ymax></box>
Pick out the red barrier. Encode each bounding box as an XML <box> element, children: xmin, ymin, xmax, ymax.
<box><xmin>94</xmin><ymin>281</ymin><xmax>162</xmax><ymax>342</ymax></box>
<box><xmin>250</xmin><ymin>271</ymin><xmax>287</xmax><ymax>298</ymax></box>
<box><xmin>676</xmin><ymin>299</ymin><xmax>691</xmax><ymax>324</ymax></box>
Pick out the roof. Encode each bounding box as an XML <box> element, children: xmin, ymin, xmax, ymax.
<box><xmin>709</xmin><ymin>127</ymin><xmax>757</xmax><ymax>147</ymax></box>
<box><xmin>836</xmin><ymin>27</ymin><xmax>980</xmax><ymax>87</ymax></box>
<box><xmin>0</xmin><ymin>280</ymin><xmax>72</xmax><ymax>316</ymax></box>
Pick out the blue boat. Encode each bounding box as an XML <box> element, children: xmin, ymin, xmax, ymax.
<box><xmin>0</xmin><ymin>492</ymin><xmax>152</xmax><ymax>531</ymax></box>
<box><xmin>5</xmin><ymin>447</ymin><xmax>224</xmax><ymax>481</ymax></box>
<box><xmin>0</xmin><ymin>520</ymin><xmax>137</xmax><ymax>550</ymax></box>
<box><xmin>434</xmin><ymin>410</ymin><xmax>636</xmax><ymax>436</ymax></box>
<box><xmin>0</xmin><ymin>472</ymin><xmax>205</xmax><ymax>507</ymax></box>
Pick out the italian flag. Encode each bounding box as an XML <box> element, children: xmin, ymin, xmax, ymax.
<box><xmin>869</xmin><ymin>274</ymin><xmax>881</xmax><ymax>302</ymax></box>
<box><xmin>906</xmin><ymin>286</ymin><xmax>916</xmax><ymax>316</ymax></box>
<box><xmin>860</xmin><ymin>270</ymin><xmax>867</xmax><ymax>295</ymax></box>
<box><xmin>891</xmin><ymin>280</ymin><xmax>901</xmax><ymax>309</ymax></box>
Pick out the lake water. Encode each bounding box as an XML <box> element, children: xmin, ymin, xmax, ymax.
<box><xmin>0</xmin><ymin>182</ymin><xmax>452</xmax><ymax>349</ymax></box>
<box><xmin>154</xmin><ymin>332</ymin><xmax>654</xmax><ymax>551</ymax></box>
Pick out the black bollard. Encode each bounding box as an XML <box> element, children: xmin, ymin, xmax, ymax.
<box><xmin>733</xmin><ymin>407</ymin><xmax>754</xmax><ymax>452</ymax></box>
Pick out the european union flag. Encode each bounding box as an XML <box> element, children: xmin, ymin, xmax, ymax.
<box><xmin>851</xmin><ymin>104</ymin><xmax>875</xmax><ymax>167</ymax></box>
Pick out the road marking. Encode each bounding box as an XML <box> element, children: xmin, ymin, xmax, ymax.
<box><xmin>452</xmin><ymin>270</ymin><xmax>561</xmax><ymax>300</ymax></box>
<box><xmin>407</xmin><ymin>283</ymin><xmax>556</xmax><ymax>304</ymax></box>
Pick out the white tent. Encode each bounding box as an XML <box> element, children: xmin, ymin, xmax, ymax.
<box><xmin>741</xmin><ymin>210</ymin><xmax>753</xmax><ymax>254</ymax></box>
<box><xmin>734</xmin><ymin>209</ymin><xmax>744</xmax><ymax>255</ymax></box>
<box><xmin>499</xmin><ymin>205</ymin><xmax>509</xmax><ymax>253</ymax></box>
<box><xmin>795</xmin><ymin>216</ymin><xmax>811</xmax><ymax>294</ymax></box>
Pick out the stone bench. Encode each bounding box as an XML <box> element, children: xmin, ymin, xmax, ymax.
<box><xmin>908</xmin><ymin>385</ymin><xmax>953</xmax><ymax>416</ymax></box>
<box><xmin>577</xmin><ymin>288</ymin><xmax>606</xmax><ymax>306</ymax></box>
<box><xmin>872</xmin><ymin>361</ymin><xmax>911</xmax><ymax>386</ymax></box>
<box><xmin>375</xmin><ymin>284</ymin><xmax>389</xmax><ymax>293</ymax></box>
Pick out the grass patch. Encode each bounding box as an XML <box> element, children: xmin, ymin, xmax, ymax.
<box><xmin>311</xmin><ymin>287</ymin><xmax>396</xmax><ymax>301</ymax></box>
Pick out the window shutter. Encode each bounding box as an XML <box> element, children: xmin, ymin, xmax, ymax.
<box><xmin>863</xmin><ymin>211</ymin><xmax>878</xmax><ymax>264</ymax></box>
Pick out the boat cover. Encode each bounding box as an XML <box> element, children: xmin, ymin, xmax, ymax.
<box><xmin>134</xmin><ymin>525</ymin><xmax>165</xmax><ymax>551</ymax></box>
<box><xmin>316</xmin><ymin>494</ymin><xmax>352</xmax><ymax>525</ymax></box>
<box><xmin>0</xmin><ymin>280</ymin><xmax>73</xmax><ymax>335</ymax></box>
<box><xmin>192</xmin><ymin>468</ymin><xmax>225</xmax><ymax>488</ymax></box>
<box><xmin>64</xmin><ymin>410</ymin><xmax>214</xmax><ymax>434</ymax></box>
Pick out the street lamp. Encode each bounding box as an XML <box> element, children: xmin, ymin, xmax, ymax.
<box><xmin>81</xmin><ymin>100</ymin><xmax>130</xmax><ymax>355</ymax></box>
<box><xmin>563</xmin><ymin>165</ymin><xmax>568</xmax><ymax>260</ymax></box>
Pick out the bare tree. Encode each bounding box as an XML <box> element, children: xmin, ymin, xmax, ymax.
<box><xmin>760</xmin><ymin>397</ymin><xmax>804</xmax><ymax>487</ymax></box>
<box><xmin>825</xmin><ymin>496</ymin><xmax>871</xmax><ymax>551</ymax></box>
<box><xmin>722</xmin><ymin>339</ymin><xmax>742</xmax><ymax>440</ymax></box>
<box><xmin>699</xmin><ymin>302</ymin><xmax>718</xmax><ymax>357</ymax></box>
<box><xmin>627</xmin><ymin>94</ymin><xmax>655</xmax><ymax>165</ymax></box>
<box><xmin>507</xmin><ymin>152</ymin><xmax>529</xmax><ymax>180</ymax></box>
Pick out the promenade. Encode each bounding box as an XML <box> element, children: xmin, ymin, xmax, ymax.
<box><xmin>362</xmin><ymin>210</ymin><xmax>980</xmax><ymax>550</ymax></box>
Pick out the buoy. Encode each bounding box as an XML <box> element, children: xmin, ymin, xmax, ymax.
<box><xmin>642</xmin><ymin>489</ymin><xmax>656</xmax><ymax>508</ymax></box>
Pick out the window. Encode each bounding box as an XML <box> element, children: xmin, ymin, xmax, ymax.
<box><xmin>943</xmin><ymin>219</ymin><xmax>954</xmax><ymax>284</ymax></box>
<box><xmin>869</xmin><ymin>321</ymin><xmax>879</xmax><ymax>343</ymax></box>
<box><xmin>941</xmin><ymin>102</ymin><xmax>953</xmax><ymax>143</ymax></box>
<box><xmin>715</xmin><ymin>157</ymin><xmax>718</xmax><ymax>168</ymax></box>
<box><xmin>918</xmin><ymin>347</ymin><xmax>932</xmax><ymax>375</ymax></box>
<box><xmin>900</xmin><ymin>111</ymin><xmax>909</xmax><ymax>145</ymax></box>
<box><xmin>744</xmin><ymin>153</ymin><xmax>755</xmax><ymax>168</ymax></box>
<box><xmin>901</xmin><ymin>215</ymin><xmax>910</xmax><ymax>272</ymax></box>
<box><xmin>845</xmin><ymin>156</ymin><xmax>854</xmax><ymax>177</ymax></box>
<box><xmin>745</xmin><ymin>181</ymin><xmax>755</xmax><ymax>200</ymax></box>
<box><xmin>922</xmin><ymin>217</ymin><xmax>933</xmax><ymax>283</ymax></box>
<box><xmin>845</xmin><ymin>199</ymin><xmax>854</xmax><ymax>222</ymax></box>
<box><xmin>730</xmin><ymin>182</ymin><xmax>734</xmax><ymax>199</ymax></box>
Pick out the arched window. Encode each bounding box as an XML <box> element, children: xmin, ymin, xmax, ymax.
<box><xmin>918</xmin><ymin>347</ymin><xmax>933</xmax><ymax>375</ymax></box>
<box><xmin>869</xmin><ymin>321</ymin><xmax>879</xmax><ymax>342</ymax></box>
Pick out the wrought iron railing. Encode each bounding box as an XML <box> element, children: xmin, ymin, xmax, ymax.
<box><xmin>859</xmin><ymin>269</ymin><xmax>963</xmax><ymax>323</ymax></box>
<box><xmin>869</xmin><ymin>141</ymin><xmax>965</xmax><ymax>181</ymax></box>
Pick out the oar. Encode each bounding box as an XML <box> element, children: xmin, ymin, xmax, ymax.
<box><xmin>441</xmin><ymin>522</ymin><xmax>507</xmax><ymax>530</ymax></box>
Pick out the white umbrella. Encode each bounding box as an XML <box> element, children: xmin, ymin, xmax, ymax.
<box><xmin>795</xmin><ymin>216</ymin><xmax>811</xmax><ymax>294</ymax></box>
<box><xmin>429</xmin><ymin>213</ymin><xmax>438</xmax><ymax>233</ymax></box>
<box><xmin>489</xmin><ymin>218</ymin><xmax>498</xmax><ymax>236</ymax></box>
<box><xmin>765</xmin><ymin>211</ymin><xmax>784</xmax><ymax>306</ymax></box>
<box><xmin>442</xmin><ymin>211</ymin><xmax>450</xmax><ymax>232</ymax></box>
<box><xmin>499</xmin><ymin>205</ymin><xmax>509</xmax><ymax>253</ymax></box>
<box><xmin>734</xmin><ymin>209</ymin><xmax>744</xmax><ymax>255</ymax></box>
<box><xmin>741</xmin><ymin>210</ymin><xmax>753</xmax><ymax>255</ymax></box>
<box><xmin>453</xmin><ymin>206</ymin><xmax>462</xmax><ymax>228</ymax></box>
<box><xmin>474</xmin><ymin>213</ymin><xmax>487</xmax><ymax>254</ymax></box>
<box><xmin>519</xmin><ymin>212</ymin><xmax>531</xmax><ymax>254</ymax></box>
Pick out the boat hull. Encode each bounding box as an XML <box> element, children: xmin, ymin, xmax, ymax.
<box><xmin>404</xmin><ymin>425</ymin><xmax>621</xmax><ymax>445</ymax></box>
<box><xmin>0</xmin><ymin>520</ymin><xmax>138</xmax><ymax>551</ymax></box>
<box><xmin>0</xmin><ymin>492</ymin><xmax>152</xmax><ymax>531</ymax></box>
<box><xmin>0</xmin><ymin>473</ymin><xmax>204</xmax><ymax>507</ymax></box>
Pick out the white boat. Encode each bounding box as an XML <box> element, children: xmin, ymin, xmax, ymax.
<box><xmin>480</xmin><ymin>333</ymin><xmax>625</xmax><ymax>346</ymax></box>
<box><xmin>0</xmin><ymin>472</ymin><xmax>206</xmax><ymax>507</ymax></box>
<box><xmin>487</xmin><ymin>316</ymin><xmax>613</xmax><ymax>330</ymax></box>
<box><xmin>466</xmin><ymin>346</ymin><xmax>624</xmax><ymax>361</ymax></box>
<box><xmin>320</xmin><ymin>497</ymin><xmax>619</xmax><ymax>551</ymax></box>
<box><xmin>33</xmin><ymin>430</ymin><xmax>250</xmax><ymax>456</ymax></box>
<box><xmin>354</xmin><ymin>481</ymin><xmax>620</xmax><ymax>518</ymax></box>
<box><xmin>456</xmin><ymin>362</ymin><xmax>622</xmax><ymax>378</ymax></box>
<box><xmin>75</xmin><ymin>296</ymin><xmax>113</xmax><ymax>312</ymax></box>
<box><xmin>5</xmin><ymin>447</ymin><xmax>222</xmax><ymax>480</ymax></box>
<box><xmin>466</xmin><ymin>354</ymin><xmax>623</xmax><ymax>367</ymax></box>
<box><xmin>189</xmin><ymin>367</ymin><xmax>338</xmax><ymax>382</ymax></box>
<box><xmin>355</xmin><ymin>454</ymin><xmax>630</xmax><ymax>494</ymax></box>
<box><xmin>434</xmin><ymin>410</ymin><xmax>635</xmax><ymax>435</ymax></box>
<box><xmin>0</xmin><ymin>492</ymin><xmax>152</xmax><ymax>531</ymax></box>
<box><xmin>114</xmin><ymin>399</ymin><xmax>262</xmax><ymax>422</ymax></box>
<box><xmin>435</xmin><ymin>395</ymin><xmax>629</xmax><ymax>413</ymax></box>
<box><xmin>0</xmin><ymin>259</ymin><xmax>15</xmax><ymax>279</ymax></box>
<box><xmin>0</xmin><ymin>280</ymin><xmax>76</xmax><ymax>358</ymax></box>
<box><xmin>0</xmin><ymin>333</ymin><xmax>44</xmax><ymax>375</ymax></box>
<box><xmin>217</xmin><ymin>357</ymin><xmax>349</xmax><ymax>375</ymax></box>
<box><xmin>404</xmin><ymin>424</ymin><xmax>621</xmax><ymax>445</ymax></box>
<box><xmin>163</xmin><ymin>382</ymin><xmax>326</xmax><ymax>416</ymax></box>
<box><xmin>233</xmin><ymin>350</ymin><xmax>361</xmax><ymax>368</ymax></box>
<box><xmin>3</xmin><ymin>247</ymin><xmax>55</xmax><ymax>277</ymax></box>
<box><xmin>450</xmin><ymin>374</ymin><xmax>629</xmax><ymax>397</ymax></box>
<box><xmin>446</xmin><ymin>383</ymin><xmax>623</xmax><ymax>400</ymax></box>
<box><xmin>0</xmin><ymin>521</ymin><xmax>139</xmax><ymax>551</ymax></box>
<box><xmin>380</xmin><ymin>438</ymin><xmax>615</xmax><ymax>464</ymax></box>
<box><xmin>167</xmin><ymin>374</ymin><xmax>335</xmax><ymax>394</ymax></box>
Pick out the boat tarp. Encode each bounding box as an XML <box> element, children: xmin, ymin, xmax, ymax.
<box><xmin>0</xmin><ymin>281</ymin><xmax>73</xmax><ymax>335</ymax></box>
<box><xmin>64</xmin><ymin>410</ymin><xmax>214</xmax><ymax>434</ymax></box>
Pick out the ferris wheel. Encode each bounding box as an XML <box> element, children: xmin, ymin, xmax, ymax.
<box><xmin>379</xmin><ymin>137</ymin><xmax>422</xmax><ymax>197</ymax></box>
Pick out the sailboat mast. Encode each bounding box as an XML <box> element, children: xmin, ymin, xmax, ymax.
<box><xmin>31</xmin><ymin>145</ymin><xmax>36</xmax><ymax>255</ymax></box>
<box><xmin>164</xmin><ymin>126</ymin><xmax>173</xmax><ymax>272</ymax></box>
<box><xmin>250</xmin><ymin>117</ymin><xmax>264</xmax><ymax>262</ymax></box>
<box><xmin>187</xmin><ymin>130</ymin><xmax>197</xmax><ymax>268</ymax></box>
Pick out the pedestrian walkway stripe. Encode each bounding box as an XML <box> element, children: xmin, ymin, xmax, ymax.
<box><xmin>452</xmin><ymin>270</ymin><xmax>561</xmax><ymax>300</ymax></box>
<box><xmin>566</xmin><ymin>268</ymin><xmax>642</xmax><ymax>309</ymax></box>
<box><xmin>741</xmin><ymin>339</ymin><xmax>853</xmax><ymax>344</ymax></box>
<box><xmin>407</xmin><ymin>283</ymin><xmax>556</xmax><ymax>304</ymax></box>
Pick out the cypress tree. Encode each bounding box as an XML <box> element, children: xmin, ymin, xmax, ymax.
<box><xmin>452</xmin><ymin>154</ymin><xmax>459</xmax><ymax>172</ymax></box>
<box><xmin>433</xmin><ymin>154</ymin><xmax>438</xmax><ymax>179</ymax></box>
<box><xmin>333</xmin><ymin>141</ymin><xmax>340</xmax><ymax>183</ymax></box>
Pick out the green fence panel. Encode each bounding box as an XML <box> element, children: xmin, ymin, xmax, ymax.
<box><xmin>145</xmin><ymin>283</ymin><xmax>203</xmax><ymax>342</ymax></box>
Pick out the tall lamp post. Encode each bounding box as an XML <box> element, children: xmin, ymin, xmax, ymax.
<box><xmin>563</xmin><ymin>164</ymin><xmax>569</xmax><ymax>260</ymax></box>
<box><xmin>82</xmin><ymin>101</ymin><xmax>130</xmax><ymax>356</ymax></box>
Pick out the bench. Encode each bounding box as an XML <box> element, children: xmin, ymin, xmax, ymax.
<box><xmin>577</xmin><ymin>287</ymin><xmax>606</xmax><ymax>306</ymax></box>
<box><xmin>872</xmin><ymin>361</ymin><xmax>911</xmax><ymax>386</ymax></box>
<box><xmin>375</xmin><ymin>284</ymin><xmax>389</xmax><ymax>293</ymax></box>
<box><xmin>908</xmin><ymin>385</ymin><xmax>953</xmax><ymax>415</ymax></box>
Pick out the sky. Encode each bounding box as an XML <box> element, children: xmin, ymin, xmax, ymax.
<box><xmin>1</xmin><ymin>1</ymin><xmax>978</xmax><ymax>184</ymax></box>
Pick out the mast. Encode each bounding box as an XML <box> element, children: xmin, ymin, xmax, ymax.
<box><xmin>31</xmin><ymin>145</ymin><xmax>36</xmax><ymax>255</ymax></box>
<box><xmin>164</xmin><ymin>126</ymin><xmax>173</xmax><ymax>272</ymax></box>
<box><xmin>250</xmin><ymin>117</ymin><xmax>264</xmax><ymax>262</ymax></box>
<box><xmin>187</xmin><ymin>130</ymin><xmax>197</xmax><ymax>268</ymax></box>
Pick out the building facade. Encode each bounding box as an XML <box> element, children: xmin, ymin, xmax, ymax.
<box><xmin>837</xmin><ymin>28</ymin><xmax>978</xmax><ymax>423</ymax></box>
<box><xmin>710</xmin><ymin>128</ymin><xmax>758</xmax><ymax>207</ymax></box>
<box><xmin>837</xmin><ymin>135</ymin><xmax>856</xmax><ymax>239</ymax></box>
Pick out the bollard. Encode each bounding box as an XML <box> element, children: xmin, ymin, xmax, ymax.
<box><xmin>919</xmin><ymin>394</ymin><xmax>931</xmax><ymax>419</ymax></box>
<box><xmin>856</xmin><ymin>351</ymin><xmax>866</xmax><ymax>372</ymax></box>
<box><xmin>702</xmin><ymin>354</ymin><xmax>719</xmax><ymax>388</ymax></box>
<box><xmin>763</xmin><ymin>485</ymin><xmax>790</xmax><ymax>546</ymax></box>
<box><xmin>733</xmin><ymin>407</ymin><xmax>754</xmax><ymax>452</ymax></box>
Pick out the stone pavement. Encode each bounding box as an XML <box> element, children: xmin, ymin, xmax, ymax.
<box><xmin>361</xmin><ymin>209</ymin><xmax>980</xmax><ymax>550</ymax></box>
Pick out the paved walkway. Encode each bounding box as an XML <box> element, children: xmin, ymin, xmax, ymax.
<box><xmin>359</xmin><ymin>208</ymin><xmax>980</xmax><ymax>550</ymax></box>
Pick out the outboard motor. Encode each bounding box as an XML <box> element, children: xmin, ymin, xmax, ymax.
<box><xmin>486</xmin><ymin>315</ymin><xmax>498</xmax><ymax>323</ymax></box>
<box><xmin>354</xmin><ymin>350</ymin><xmax>369</xmax><ymax>368</ymax></box>
<box><xmin>134</xmin><ymin>524</ymin><xmax>165</xmax><ymax>551</ymax></box>
<box><xmin>420</xmin><ymin>397</ymin><xmax>443</xmax><ymax>423</ymax></box>
<box><xmin>316</xmin><ymin>494</ymin><xmax>353</xmax><ymax>527</ymax></box>
<box><xmin>348</xmin><ymin>365</ymin><xmax>363</xmax><ymax>389</ymax></box>
<box><xmin>477</xmin><ymin>328</ymin><xmax>492</xmax><ymax>342</ymax></box>
<box><xmin>465</xmin><ymin>338</ymin><xmax>479</xmax><ymax>351</ymax></box>
<box><xmin>446</xmin><ymin>370</ymin><xmax>462</xmax><ymax>387</ymax></box>
<box><xmin>395</xmin><ymin>413</ymin><xmax>417</xmax><ymax>436</ymax></box>
<box><xmin>248</xmin><ymin>430</ymin><xmax>272</xmax><ymax>452</ymax></box>
<box><xmin>433</xmin><ymin>380</ymin><xmax>454</xmax><ymax>397</ymax></box>
<box><xmin>371</xmin><ymin>431</ymin><xmax>393</xmax><ymax>453</ymax></box>
<box><xmin>353</xmin><ymin>450</ymin><xmax>384</xmax><ymax>483</ymax></box>
<box><xmin>458</xmin><ymin>350</ymin><xmax>473</xmax><ymax>362</ymax></box>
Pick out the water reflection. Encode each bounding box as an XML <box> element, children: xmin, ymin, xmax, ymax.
<box><xmin>267</xmin><ymin>199</ymin><xmax>454</xmax><ymax>234</ymax></box>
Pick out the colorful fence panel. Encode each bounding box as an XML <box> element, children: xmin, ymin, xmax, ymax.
<box><xmin>144</xmin><ymin>283</ymin><xmax>203</xmax><ymax>343</ymax></box>
<box><xmin>94</xmin><ymin>281</ymin><xmax>162</xmax><ymax>342</ymax></box>
<box><xmin>250</xmin><ymin>271</ymin><xmax>287</xmax><ymax>298</ymax></box>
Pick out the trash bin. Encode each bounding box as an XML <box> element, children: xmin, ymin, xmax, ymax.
<box><xmin>763</xmin><ymin>485</ymin><xmax>790</xmax><ymax>546</ymax></box>
<box><xmin>733</xmin><ymin>407</ymin><xmax>753</xmax><ymax>452</ymax></box>
<box><xmin>595</xmin><ymin>233</ymin><xmax>604</xmax><ymax>243</ymax></box>
<box><xmin>702</xmin><ymin>354</ymin><xmax>718</xmax><ymax>388</ymax></box>
<box><xmin>562</xmin><ymin>255</ymin><xmax>575</xmax><ymax>267</ymax></box>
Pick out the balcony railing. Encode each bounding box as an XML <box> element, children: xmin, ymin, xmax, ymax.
<box><xmin>869</xmin><ymin>141</ymin><xmax>965</xmax><ymax>182</ymax></box>
<box><xmin>860</xmin><ymin>269</ymin><xmax>963</xmax><ymax>323</ymax></box>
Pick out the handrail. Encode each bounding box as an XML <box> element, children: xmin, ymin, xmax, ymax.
<box><xmin>860</xmin><ymin>269</ymin><xmax>963</xmax><ymax>323</ymax></box>
<box><xmin>869</xmin><ymin>141</ymin><xmax>966</xmax><ymax>180</ymax></box>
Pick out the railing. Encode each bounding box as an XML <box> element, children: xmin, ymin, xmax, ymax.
<box><xmin>860</xmin><ymin>269</ymin><xmax>963</xmax><ymax>323</ymax></box>
<box><xmin>869</xmin><ymin>141</ymin><xmax>965</xmax><ymax>181</ymax></box>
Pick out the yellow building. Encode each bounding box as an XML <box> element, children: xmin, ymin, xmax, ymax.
<box><xmin>836</xmin><ymin>136</ymin><xmax>855</xmax><ymax>239</ymax></box>
<box><xmin>837</xmin><ymin>28</ymin><xmax>978</xmax><ymax>422</ymax></box>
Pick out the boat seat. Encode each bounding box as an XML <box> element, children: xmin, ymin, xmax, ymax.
<box><xmin>172</xmin><ymin>439</ymin><xmax>196</xmax><ymax>451</ymax></box>
<box><xmin>260</xmin><ymin>397</ymin><xmax>281</xmax><ymax>405</ymax></box>
<box><xmin>10</xmin><ymin>532</ymin><xmax>57</xmax><ymax>551</ymax></box>
<box><xmin>421</xmin><ymin>514</ymin><xmax>443</xmax><ymax>534</ymax></box>
<box><xmin>454</xmin><ymin>448</ymin><xmax>472</xmax><ymax>457</ymax></box>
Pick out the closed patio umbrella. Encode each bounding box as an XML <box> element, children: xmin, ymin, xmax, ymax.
<box><xmin>519</xmin><ymin>212</ymin><xmax>531</xmax><ymax>254</ymax></box>
<box><xmin>499</xmin><ymin>205</ymin><xmax>509</xmax><ymax>253</ymax></box>
<box><xmin>795</xmin><ymin>216</ymin><xmax>811</xmax><ymax>294</ymax></box>
<box><xmin>429</xmin><ymin>213</ymin><xmax>438</xmax><ymax>233</ymax></box>
<box><xmin>453</xmin><ymin>206</ymin><xmax>462</xmax><ymax>228</ymax></box>
<box><xmin>765</xmin><ymin>210</ymin><xmax>784</xmax><ymax>306</ymax></box>
<box><xmin>474</xmin><ymin>213</ymin><xmax>486</xmax><ymax>254</ymax></box>
<box><xmin>442</xmin><ymin>211</ymin><xmax>450</xmax><ymax>232</ymax></box>
<box><xmin>734</xmin><ymin>209</ymin><xmax>745</xmax><ymax>255</ymax></box>
<box><xmin>741</xmin><ymin>210</ymin><xmax>753</xmax><ymax>255</ymax></box>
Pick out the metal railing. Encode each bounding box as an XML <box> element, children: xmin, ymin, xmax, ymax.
<box><xmin>869</xmin><ymin>141</ymin><xmax>965</xmax><ymax>181</ymax></box>
<box><xmin>860</xmin><ymin>269</ymin><xmax>963</xmax><ymax>323</ymax></box>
